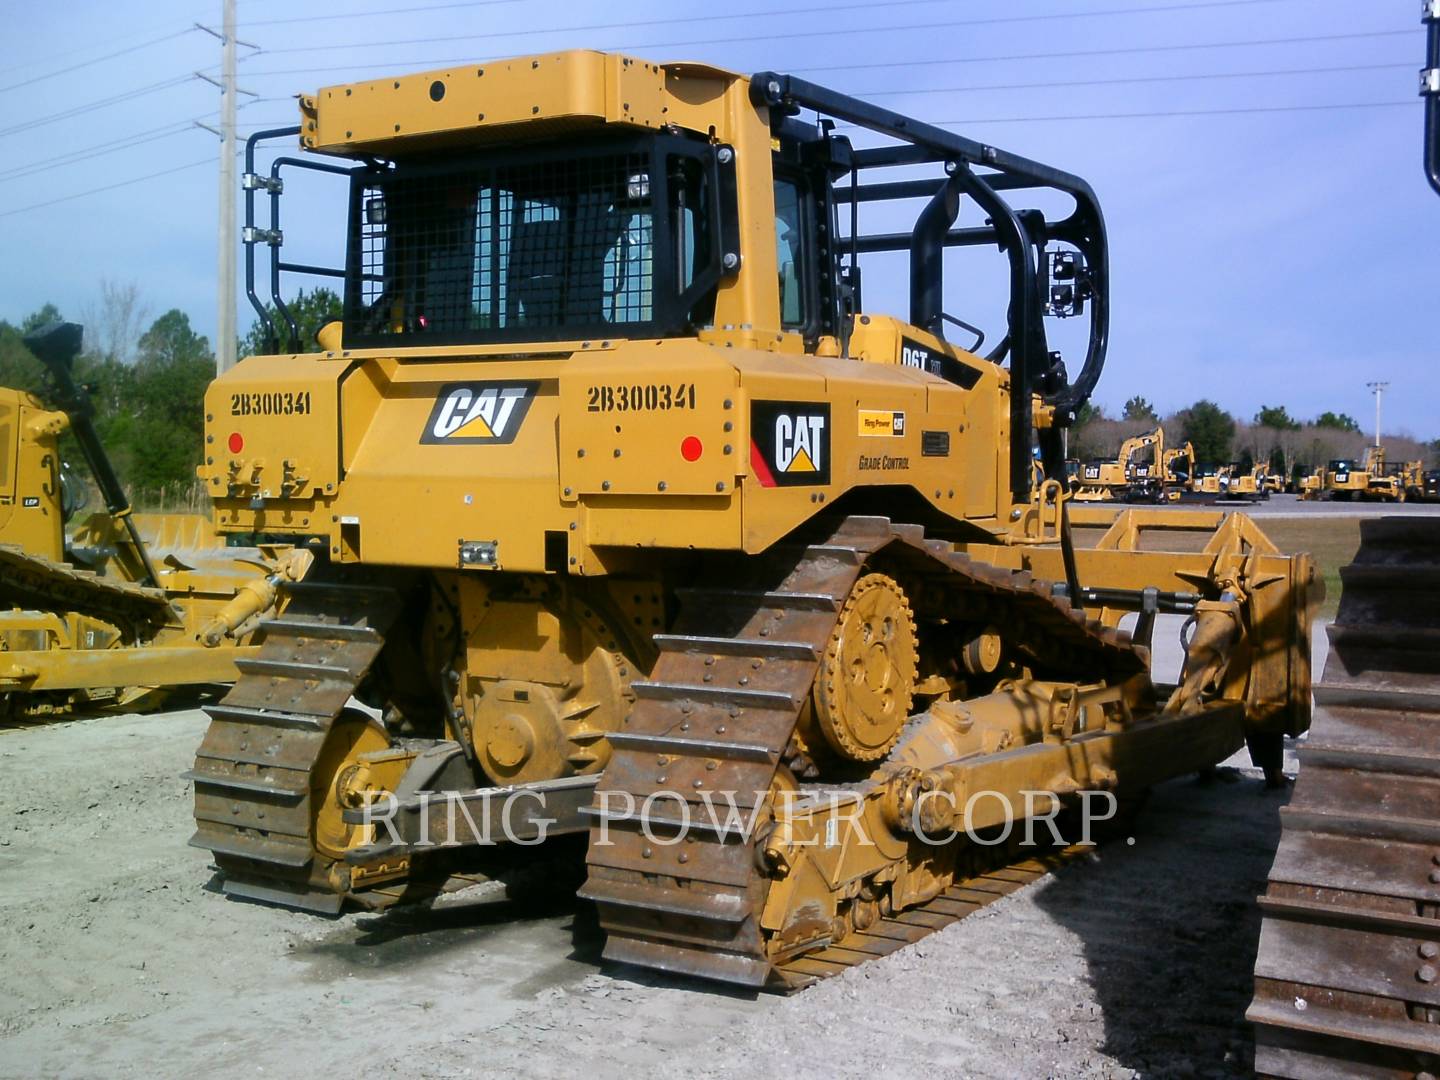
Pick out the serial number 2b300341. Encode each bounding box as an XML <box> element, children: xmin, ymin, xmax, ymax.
<box><xmin>230</xmin><ymin>391</ymin><xmax>313</xmax><ymax>416</ymax></box>
<box><xmin>587</xmin><ymin>382</ymin><xmax>696</xmax><ymax>412</ymax></box>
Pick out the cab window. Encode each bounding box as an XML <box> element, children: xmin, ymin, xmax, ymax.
<box><xmin>774</xmin><ymin>177</ymin><xmax>807</xmax><ymax>330</ymax></box>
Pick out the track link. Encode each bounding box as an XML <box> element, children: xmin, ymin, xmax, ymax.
<box><xmin>776</xmin><ymin>845</ymin><xmax>1090</xmax><ymax>986</ymax></box>
<box><xmin>187</xmin><ymin>573</ymin><xmax>404</xmax><ymax>914</ymax></box>
<box><xmin>582</xmin><ymin>516</ymin><xmax>1145</xmax><ymax>987</ymax></box>
<box><xmin>1250</xmin><ymin>517</ymin><xmax>1440</xmax><ymax>1077</ymax></box>
<box><xmin>0</xmin><ymin>543</ymin><xmax>171</xmax><ymax>631</ymax></box>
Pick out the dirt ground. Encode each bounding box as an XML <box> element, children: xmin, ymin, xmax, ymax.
<box><xmin>0</xmin><ymin>507</ymin><xmax>1360</xmax><ymax>1079</ymax></box>
<box><xmin>1</xmin><ymin>709</ymin><xmax>1301</xmax><ymax>1080</ymax></box>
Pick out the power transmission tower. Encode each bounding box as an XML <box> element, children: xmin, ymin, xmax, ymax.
<box><xmin>198</xmin><ymin>4</ymin><xmax>253</xmax><ymax>372</ymax></box>
<box><xmin>1366</xmin><ymin>381</ymin><xmax>1389</xmax><ymax>448</ymax></box>
<box><xmin>218</xmin><ymin>0</ymin><xmax>236</xmax><ymax>371</ymax></box>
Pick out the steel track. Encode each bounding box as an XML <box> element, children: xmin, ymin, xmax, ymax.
<box><xmin>580</xmin><ymin>514</ymin><xmax>1146</xmax><ymax>988</ymax></box>
<box><xmin>187</xmin><ymin>573</ymin><xmax>405</xmax><ymax>914</ymax></box>
<box><xmin>1250</xmin><ymin>517</ymin><xmax>1440</xmax><ymax>1077</ymax></box>
<box><xmin>0</xmin><ymin>543</ymin><xmax>171</xmax><ymax>632</ymax></box>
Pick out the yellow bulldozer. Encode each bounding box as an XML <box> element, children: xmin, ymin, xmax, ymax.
<box><xmin>0</xmin><ymin>322</ymin><xmax>307</xmax><ymax>721</ymax></box>
<box><xmin>189</xmin><ymin>50</ymin><xmax>1318</xmax><ymax>995</ymax></box>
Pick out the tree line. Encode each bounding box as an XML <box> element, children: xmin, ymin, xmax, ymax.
<box><xmin>1072</xmin><ymin>396</ymin><xmax>1436</xmax><ymax>482</ymax></box>
<box><xmin>0</xmin><ymin>287</ymin><xmax>340</xmax><ymax>506</ymax></box>
<box><xmin>0</xmin><ymin>284</ymin><xmax>1433</xmax><ymax>504</ymax></box>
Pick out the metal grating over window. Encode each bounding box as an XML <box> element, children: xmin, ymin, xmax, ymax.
<box><xmin>349</xmin><ymin>149</ymin><xmax>665</xmax><ymax>343</ymax></box>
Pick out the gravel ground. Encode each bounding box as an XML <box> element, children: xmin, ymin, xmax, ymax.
<box><xmin>0</xmin><ymin>699</ymin><xmax>1308</xmax><ymax>1080</ymax></box>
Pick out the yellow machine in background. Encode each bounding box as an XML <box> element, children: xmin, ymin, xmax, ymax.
<box><xmin>1316</xmin><ymin>445</ymin><xmax>1418</xmax><ymax>502</ymax></box>
<box><xmin>0</xmin><ymin>323</ymin><xmax>307</xmax><ymax>721</ymax></box>
<box><xmin>1225</xmin><ymin>463</ymin><xmax>1270</xmax><ymax>502</ymax></box>
<box><xmin>1189</xmin><ymin>463</ymin><xmax>1234</xmax><ymax>500</ymax></box>
<box><xmin>1160</xmin><ymin>440</ymin><xmax>1194</xmax><ymax>498</ymax></box>
<box><xmin>189</xmin><ymin>51</ymin><xmax>1318</xmax><ymax>989</ymax></box>
<box><xmin>1072</xmin><ymin>426</ymin><xmax>1164</xmax><ymax>502</ymax></box>
<box><xmin>1368</xmin><ymin>455</ymin><xmax>1425</xmax><ymax>501</ymax></box>
<box><xmin>1324</xmin><ymin>447</ymin><xmax>1379</xmax><ymax>499</ymax></box>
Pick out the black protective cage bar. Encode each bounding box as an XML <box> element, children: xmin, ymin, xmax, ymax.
<box><xmin>242</xmin><ymin>125</ymin><xmax>366</xmax><ymax>354</ymax></box>
<box><xmin>339</xmin><ymin>132</ymin><xmax>734</xmax><ymax>349</ymax></box>
<box><xmin>1424</xmin><ymin>0</ymin><xmax>1440</xmax><ymax>197</ymax></box>
<box><xmin>241</xmin><ymin>126</ymin><xmax>739</xmax><ymax>355</ymax></box>
<box><xmin>750</xmin><ymin>72</ymin><xmax>1110</xmax><ymax>502</ymax></box>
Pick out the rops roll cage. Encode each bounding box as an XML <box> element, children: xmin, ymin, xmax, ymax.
<box><xmin>750</xmin><ymin>73</ymin><xmax>1108</xmax><ymax>503</ymax></box>
<box><xmin>240</xmin><ymin>124</ymin><xmax>365</xmax><ymax>357</ymax></box>
<box><xmin>242</xmin><ymin>72</ymin><xmax>1108</xmax><ymax>503</ymax></box>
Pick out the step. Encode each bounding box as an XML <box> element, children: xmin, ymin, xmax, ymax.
<box><xmin>257</xmin><ymin>617</ymin><xmax>380</xmax><ymax>642</ymax></box>
<box><xmin>601</xmin><ymin>933</ymin><xmax>770</xmax><ymax>988</ymax></box>
<box><xmin>234</xmin><ymin>657</ymin><xmax>358</xmax><ymax>682</ymax></box>
<box><xmin>182</xmin><ymin>769</ymin><xmax>307</xmax><ymax>800</ymax></box>
<box><xmin>675</xmin><ymin>587</ymin><xmax>842</xmax><ymax>612</ymax></box>
<box><xmin>1339</xmin><ymin>564</ymin><xmax>1440</xmax><ymax>590</ymax></box>
<box><xmin>1312</xmin><ymin>683</ymin><xmax>1440</xmax><ymax>713</ymax></box>
<box><xmin>631</xmin><ymin>681</ymin><xmax>800</xmax><ymax>711</ymax></box>
<box><xmin>577</xmin><ymin>877</ymin><xmax>749</xmax><ymax>923</ymax></box>
<box><xmin>188</xmin><ymin>828</ymin><xmax>312</xmax><ymax>869</ymax></box>
<box><xmin>203</xmin><ymin>703</ymin><xmax>327</xmax><ymax>730</ymax></box>
<box><xmin>221</xmin><ymin>875</ymin><xmax>343</xmax><ymax>916</ymax></box>
<box><xmin>650</xmin><ymin>634</ymin><xmax>819</xmax><ymax>661</ymax></box>
<box><xmin>1279</xmin><ymin>805</ymin><xmax>1440</xmax><ymax>847</ymax></box>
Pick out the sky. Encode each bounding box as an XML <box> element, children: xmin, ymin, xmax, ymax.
<box><xmin>0</xmin><ymin>0</ymin><xmax>1436</xmax><ymax>439</ymax></box>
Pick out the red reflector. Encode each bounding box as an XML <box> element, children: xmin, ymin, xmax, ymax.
<box><xmin>228</xmin><ymin>432</ymin><xmax>244</xmax><ymax>454</ymax></box>
<box><xmin>680</xmin><ymin>436</ymin><xmax>703</xmax><ymax>462</ymax></box>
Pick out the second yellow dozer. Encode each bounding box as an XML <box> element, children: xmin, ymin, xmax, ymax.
<box><xmin>189</xmin><ymin>50</ymin><xmax>1319</xmax><ymax>988</ymax></box>
<box><xmin>1</xmin><ymin>323</ymin><xmax>309</xmax><ymax>722</ymax></box>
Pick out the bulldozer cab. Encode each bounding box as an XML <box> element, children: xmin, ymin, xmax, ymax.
<box><xmin>345</xmin><ymin>134</ymin><xmax>723</xmax><ymax>345</ymax></box>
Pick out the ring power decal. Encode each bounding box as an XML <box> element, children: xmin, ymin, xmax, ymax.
<box><xmin>421</xmin><ymin>382</ymin><xmax>538</xmax><ymax>445</ymax></box>
<box><xmin>858</xmin><ymin>409</ymin><xmax>906</xmax><ymax>437</ymax></box>
<box><xmin>750</xmin><ymin>401</ymin><xmax>831</xmax><ymax>487</ymax></box>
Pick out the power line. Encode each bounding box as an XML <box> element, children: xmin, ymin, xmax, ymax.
<box><xmin>248</xmin><ymin>0</ymin><xmax>947</xmax><ymax>38</ymax></box>
<box><xmin>0</xmin><ymin>74</ymin><xmax>197</xmax><ymax>138</ymax></box>
<box><xmin>0</xmin><ymin>158</ymin><xmax>214</xmax><ymax>220</ymax></box>
<box><xmin>0</xmin><ymin>28</ymin><xmax>197</xmax><ymax>95</ymax></box>
<box><xmin>0</xmin><ymin>121</ymin><xmax>198</xmax><ymax>183</ymax></box>
<box><xmin>247</xmin><ymin>0</ymin><xmax>522</xmax><ymax>27</ymax></box>
<box><xmin>795</xmin><ymin>28</ymin><xmax>1414</xmax><ymax>76</ymax></box>
<box><xmin>852</xmin><ymin>61</ymin><xmax>1414</xmax><ymax>101</ymax></box>
<box><xmin>258</xmin><ymin>0</ymin><xmax>1298</xmax><ymax>56</ymax></box>
<box><xmin>0</xmin><ymin>96</ymin><xmax>1412</xmax><ymax>222</ymax></box>
<box><xmin>1</xmin><ymin>19</ymin><xmax>196</xmax><ymax>76</ymax></box>
<box><xmin>239</xmin><ymin>26</ymin><xmax>1415</xmax><ymax>81</ymax></box>
<box><xmin>908</xmin><ymin>99</ymin><xmax>1417</xmax><ymax>126</ymax></box>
